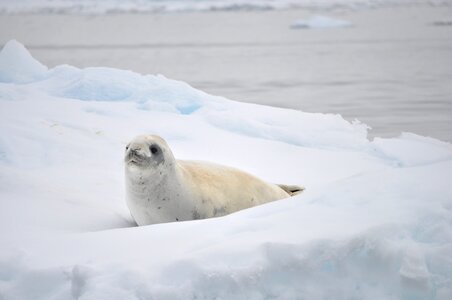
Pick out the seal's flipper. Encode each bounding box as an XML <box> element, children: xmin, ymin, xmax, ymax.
<box><xmin>277</xmin><ymin>184</ymin><xmax>305</xmax><ymax>196</ymax></box>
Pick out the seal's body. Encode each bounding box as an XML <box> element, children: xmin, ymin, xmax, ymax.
<box><xmin>124</xmin><ymin>135</ymin><xmax>304</xmax><ymax>226</ymax></box>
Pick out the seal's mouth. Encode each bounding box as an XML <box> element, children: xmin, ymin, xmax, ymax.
<box><xmin>126</xmin><ymin>158</ymin><xmax>146</xmax><ymax>167</ymax></box>
<box><xmin>125</xmin><ymin>151</ymin><xmax>148</xmax><ymax>166</ymax></box>
<box><xmin>128</xmin><ymin>158</ymin><xmax>139</xmax><ymax>165</ymax></box>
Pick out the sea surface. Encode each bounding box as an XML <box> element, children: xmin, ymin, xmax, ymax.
<box><xmin>1</xmin><ymin>4</ymin><xmax>452</xmax><ymax>141</ymax></box>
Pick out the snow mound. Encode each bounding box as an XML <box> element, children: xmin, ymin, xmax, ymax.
<box><xmin>0</xmin><ymin>40</ymin><xmax>48</xmax><ymax>83</ymax></box>
<box><xmin>48</xmin><ymin>66</ymin><xmax>207</xmax><ymax>114</ymax></box>
<box><xmin>1</xmin><ymin>40</ymin><xmax>451</xmax><ymax>299</ymax></box>
<box><xmin>291</xmin><ymin>15</ymin><xmax>353</xmax><ymax>29</ymax></box>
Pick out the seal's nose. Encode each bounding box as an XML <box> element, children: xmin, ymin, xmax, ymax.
<box><xmin>129</xmin><ymin>148</ymin><xmax>143</xmax><ymax>158</ymax></box>
<box><xmin>129</xmin><ymin>145</ymin><xmax>142</xmax><ymax>153</ymax></box>
<box><xmin>130</xmin><ymin>145</ymin><xmax>150</xmax><ymax>158</ymax></box>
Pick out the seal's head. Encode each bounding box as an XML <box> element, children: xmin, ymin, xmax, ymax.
<box><xmin>124</xmin><ymin>135</ymin><xmax>174</xmax><ymax>172</ymax></box>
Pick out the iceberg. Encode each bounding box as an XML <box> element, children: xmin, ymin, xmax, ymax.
<box><xmin>0</xmin><ymin>40</ymin><xmax>451</xmax><ymax>299</ymax></box>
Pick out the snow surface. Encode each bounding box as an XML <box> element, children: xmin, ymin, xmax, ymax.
<box><xmin>0</xmin><ymin>39</ymin><xmax>452</xmax><ymax>299</ymax></box>
<box><xmin>291</xmin><ymin>15</ymin><xmax>353</xmax><ymax>29</ymax></box>
<box><xmin>1</xmin><ymin>0</ymin><xmax>452</xmax><ymax>14</ymax></box>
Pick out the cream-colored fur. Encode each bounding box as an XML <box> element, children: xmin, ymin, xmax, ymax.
<box><xmin>124</xmin><ymin>135</ymin><xmax>303</xmax><ymax>226</ymax></box>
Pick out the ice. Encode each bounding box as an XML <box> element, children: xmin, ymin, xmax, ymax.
<box><xmin>372</xmin><ymin>133</ymin><xmax>452</xmax><ymax>166</ymax></box>
<box><xmin>44</xmin><ymin>66</ymin><xmax>209</xmax><ymax>114</ymax></box>
<box><xmin>0</xmin><ymin>40</ymin><xmax>48</xmax><ymax>83</ymax></box>
<box><xmin>0</xmin><ymin>40</ymin><xmax>451</xmax><ymax>299</ymax></box>
<box><xmin>291</xmin><ymin>15</ymin><xmax>353</xmax><ymax>29</ymax></box>
<box><xmin>1</xmin><ymin>0</ymin><xmax>452</xmax><ymax>14</ymax></box>
<box><xmin>432</xmin><ymin>19</ymin><xmax>452</xmax><ymax>26</ymax></box>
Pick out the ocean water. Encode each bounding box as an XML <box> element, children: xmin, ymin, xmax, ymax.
<box><xmin>1</xmin><ymin>4</ymin><xmax>452</xmax><ymax>141</ymax></box>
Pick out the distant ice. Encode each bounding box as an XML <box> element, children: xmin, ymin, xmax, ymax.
<box><xmin>432</xmin><ymin>19</ymin><xmax>452</xmax><ymax>26</ymax></box>
<box><xmin>291</xmin><ymin>15</ymin><xmax>353</xmax><ymax>29</ymax></box>
<box><xmin>1</xmin><ymin>0</ymin><xmax>452</xmax><ymax>14</ymax></box>
<box><xmin>1</xmin><ymin>40</ymin><xmax>452</xmax><ymax>299</ymax></box>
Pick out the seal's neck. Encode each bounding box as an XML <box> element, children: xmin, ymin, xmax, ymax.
<box><xmin>125</xmin><ymin>162</ymin><xmax>195</xmax><ymax>224</ymax></box>
<box><xmin>126</xmin><ymin>164</ymin><xmax>180</xmax><ymax>198</ymax></box>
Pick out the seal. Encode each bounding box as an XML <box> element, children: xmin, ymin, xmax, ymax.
<box><xmin>124</xmin><ymin>134</ymin><xmax>304</xmax><ymax>226</ymax></box>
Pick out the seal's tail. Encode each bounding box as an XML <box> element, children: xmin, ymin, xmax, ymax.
<box><xmin>277</xmin><ymin>184</ymin><xmax>305</xmax><ymax>196</ymax></box>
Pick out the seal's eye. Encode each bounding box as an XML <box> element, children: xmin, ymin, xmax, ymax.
<box><xmin>125</xmin><ymin>145</ymin><xmax>129</xmax><ymax>150</ymax></box>
<box><xmin>150</xmin><ymin>145</ymin><xmax>159</xmax><ymax>154</ymax></box>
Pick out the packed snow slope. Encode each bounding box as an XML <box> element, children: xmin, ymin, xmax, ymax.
<box><xmin>0</xmin><ymin>40</ymin><xmax>452</xmax><ymax>299</ymax></box>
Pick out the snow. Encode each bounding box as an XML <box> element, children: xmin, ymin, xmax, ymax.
<box><xmin>1</xmin><ymin>0</ymin><xmax>452</xmax><ymax>14</ymax></box>
<box><xmin>0</xmin><ymin>40</ymin><xmax>451</xmax><ymax>299</ymax></box>
<box><xmin>291</xmin><ymin>15</ymin><xmax>353</xmax><ymax>29</ymax></box>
